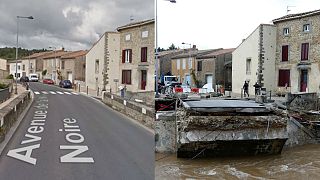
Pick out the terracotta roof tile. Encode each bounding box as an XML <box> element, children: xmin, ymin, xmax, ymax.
<box><xmin>23</xmin><ymin>51</ymin><xmax>54</xmax><ymax>59</ymax></box>
<box><xmin>196</xmin><ymin>48</ymin><xmax>235</xmax><ymax>59</ymax></box>
<box><xmin>117</xmin><ymin>19</ymin><xmax>154</xmax><ymax>31</ymax></box>
<box><xmin>61</xmin><ymin>50</ymin><xmax>88</xmax><ymax>59</ymax></box>
<box><xmin>41</xmin><ymin>50</ymin><xmax>72</xmax><ymax>59</ymax></box>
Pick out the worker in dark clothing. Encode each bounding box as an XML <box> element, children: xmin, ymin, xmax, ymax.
<box><xmin>253</xmin><ymin>82</ymin><xmax>261</xmax><ymax>95</ymax></box>
<box><xmin>243</xmin><ymin>81</ymin><xmax>249</xmax><ymax>97</ymax></box>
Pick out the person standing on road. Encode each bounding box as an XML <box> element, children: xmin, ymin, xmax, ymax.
<box><xmin>253</xmin><ymin>82</ymin><xmax>261</xmax><ymax>95</ymax></box>
<box><xmin>243</xmin><ymin>81</ymin><xmax>249</xmax><ymax>97</ymax></box>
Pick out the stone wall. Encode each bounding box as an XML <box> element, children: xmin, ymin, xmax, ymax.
<box><xmin>102</xmin><ymin>92</ymin><xmax>154</xmax><ymax>129</ymax></box>
<box><xmin>155</xmin><ymin>112</ymin><xmax>176</xmax><ymax>153</ymax></box>
<box><xmin>0</xmin><ymin>91</ymin><xmax>31</xmax><ymax>143</ymax></box>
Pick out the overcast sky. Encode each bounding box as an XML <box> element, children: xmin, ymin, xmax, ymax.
<box><xmin>0</xmin><ymin>0</ymin><xmax>153</xmax><ymax>51</ymax></box>
<box><xmin>158</xmin><ymin>0</ymin><xmax>320</xmax><ymax>50</ymax></box>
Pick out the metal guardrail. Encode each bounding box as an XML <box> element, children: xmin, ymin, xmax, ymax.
<box><xmin>0</xmin><ymin>88</ymin><xmax>10</xmax><ymax>103</ymax></box>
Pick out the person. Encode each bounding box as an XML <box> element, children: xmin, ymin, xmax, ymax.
<box><xmin>253</xmin><ymin>82</ymin><xmax>261</xmax><ymax>95</ymax></box>
<box><xmin>243</xmin><ymin>81</ymin><xmax>249</xmax><ymax>97</ymax></box>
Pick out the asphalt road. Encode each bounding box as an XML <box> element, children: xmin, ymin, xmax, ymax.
<box><xmin>0</xmin><ymin>82</ymin><xmax>154</xmax><ymax>180</ymax></box>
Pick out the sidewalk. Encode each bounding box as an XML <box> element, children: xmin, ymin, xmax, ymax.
<box><xmin>0</xmin><ymin>84</ymin><xmax>28</xmax><ymax>109</ymax></box>
<box><xmin>72</xmin><ymin>84</ymin><xmax>104</xmax><ymax>100</ymax></box>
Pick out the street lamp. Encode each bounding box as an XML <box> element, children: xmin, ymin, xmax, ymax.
<box><xmin>15</xmin><ymin>15</ymin><xmax>34</xmax><ymax>94</ymax></box>
<box><xmin>155</xmin><ymin>0</ymin><xmax>176</xmax><ymax>98</ymax></box>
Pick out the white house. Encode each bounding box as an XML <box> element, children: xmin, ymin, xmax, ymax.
<box><xmin>232</xmin><ymin>24</ymin><xmax>276</xmax><ymax>97</ymax></box>
<box><xmin>86</xmin><ymin>32</ymin><xmax>120</xmax><ymax>92</ymax></box>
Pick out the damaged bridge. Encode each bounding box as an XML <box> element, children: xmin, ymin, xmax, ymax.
<box><xmin>177</xmin><ymin>99</ymin><xmax>288</xmax><ymax>158</ymax></box>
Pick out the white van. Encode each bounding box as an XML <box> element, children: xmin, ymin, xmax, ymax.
<box><xmin>29</xmin><ymin>73</ymin><xmax>39</xmax><ymax>82</ymax></box>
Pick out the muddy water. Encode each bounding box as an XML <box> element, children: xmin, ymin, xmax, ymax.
<box><xmin>156</xmin><ymin>144</ymin><xmax>320</xmax><ymax>180</ymax></box>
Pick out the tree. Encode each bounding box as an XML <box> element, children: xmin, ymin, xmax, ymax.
<box><xmin>168</xmin><ymin>43</ymin><xmax>177</xmax><ymax>50</ymax></box>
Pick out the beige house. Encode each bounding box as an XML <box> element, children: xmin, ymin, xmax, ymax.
<box><xmin>232</xmin><ymin>24</ymin><xmax>276</xmax><ymax>97</ymax></box>
<box><xmin>273</xmin><ymin>9</ymin><xmax>320</xmax><ymax>94</ymax></box>
<box><xmin>0</xmin><ymin>58</ymin><xmax>8</xmax><ymax>79</ymax></box>
<box><xmin>86</xmin><ymin>32</ymin><xmax>120</xmax><ymax>92</ymax></box>
<box><xmin>41</xmin><ymin>49</ymin><xmax>71</xmax><ymax>83</ymax></box>
<box><xmin>117</xmin><ymin>19</ymin><xmax>155</xmax><ymax>93</ymax></box>
<box><xmin>60</xmin><ymin>50</ymin><xmax>87</xmax><ymax>83</ymax></box>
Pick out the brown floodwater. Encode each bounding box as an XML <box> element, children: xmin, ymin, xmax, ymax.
<box><xmin>156</xmin><ymin>144</ymin><xmax>320</xmax><ymax>180</ymax></box>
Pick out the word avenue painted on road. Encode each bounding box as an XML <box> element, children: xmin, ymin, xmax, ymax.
<box><xmin>7</xmin><ymin>96</ymin><xmax>48</xmax><ymax>165</ymax></box>
<box><xmin>59</xmin><ymin>118</ymin><xmax>94</xmax><ymax>163</ymax></box>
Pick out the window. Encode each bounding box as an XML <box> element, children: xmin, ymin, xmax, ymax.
<box><xmin>303</xmin><ymin>24</ymin><xmax>310</xmax><ymax>32</ymax></box>
<box><xmin>122</xmin><ymin>70</ymin><xmax>131</xmax><ymax>84</ymax></box>
<box><xmin>61</xmin><ymin>60</ymin><xmax>65</xmax><ymax>69</ymax></box>
<box><xmin>15</xmin><ymin>73</ymin><xmax>21</xmax><ymax>78</ymax></box>
<box><xmin>188</xmin><ymin>57</ymin><xmax>192</xmax><ymax>69</ymax></box>
<box><xmin>141</xmin><ymin>31</ymin><xmax>148</xmax><ymax>38</ymax></box>
<box><xmin>177</xmin><ymin>59</ymin><xmax>180</xmax><ymax>70</ymax></box>
<box><xmin>141</xmin><ymin>70</ymin><xmax>147</xmax><ymax>90</ymax></box>
<box><xmin>141</xmin><ymin>47</ymin><xmax>147</xmax><ymax>62</ymax></box>
<box><xmin>283</xmin><ymin>28</ymin><xmax>289</xmax><ymax>35</ymax></box>
<box><xmin>18</xmin><ymin>65</ymin><xmax>20</xmax><ymax>70</ymax></box>
<box><xmin>246</xmin><ymin>58</ymin><xmax>251</xmax><ymax>75</ymax></box>
<box><xmin>125</xmin><ymin>34</ymin><xmax>131</xmax><ymax>41</ymax></box>
<box><xmin>30</xmin><ymin>63</ymin><xmax>33</xmax><ymax>69</ymax></box>
<box><xmin>282</xmin><ymin>45</ymin><xmax>289</xmax><ymax>62</ymax></box>
<box><xmin>278</xmin><ymin>69</ymin><xmax>290</xmax><ymax>87</ymax></box>
<box><xmin>301</xmin><ymin>43</ymin><xmax>309</xmax><ymax>61</ymax></box>
<box><xmin>197</xmin><ymin>61</ymin><xmax>202</xmax><ymax>71</ymax></box>
<box><xmin>122</xmin><ymin>49</ymin><xmax>132</xmax><ymax>63</ymax></box>
<box><xmin>22</xmin><ymin>64</ymin><xmax>25</xmax><ymax>71</ymax></box>
<box><xmin>95</xmin><ymin>59</ymin><xmax>99</xmax><ymax>73</ymax></box>
<box><xmin>182</xmin><ymin>59</ymin><xmax>186</xmax><ymax>69</ymax></box>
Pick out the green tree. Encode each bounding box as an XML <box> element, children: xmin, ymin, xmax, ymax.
<box><xmin>168</xmin><ymin>43</ymin><xmax>177</xmax><ymax>50</ymax></box>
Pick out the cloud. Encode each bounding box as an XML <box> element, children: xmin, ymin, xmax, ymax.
<box><xmin>0</xmin><ymin>0</ymin><xmax>154</xmax><ymax>50</ymax></box>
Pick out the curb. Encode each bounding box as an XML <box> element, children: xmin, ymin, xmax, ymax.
<box><xmin>0</xmin><ymin>90</ymin><xmax>34</xmax><ymax>156</ymax></box>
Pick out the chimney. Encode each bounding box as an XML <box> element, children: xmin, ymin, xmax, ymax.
<box><xmin>61</xmin><ymin>47</ymin><xmax>65</xmax><ymax>51</ymax></box>
<box><xmin>192</xmin><ymin>45</ymin><xmax>196</xmax><ymax>49</ymax></box>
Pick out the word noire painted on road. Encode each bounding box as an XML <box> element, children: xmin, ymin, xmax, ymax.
<box><xmin>7</xmin><ymin>96</ymin><xmax>94</xmax><ymax>165</ymax></box>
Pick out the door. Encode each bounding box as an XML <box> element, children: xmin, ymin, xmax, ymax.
<box><xmin>67</xmin><ymin>72</ymin><xmax>73</xmax><ymax>83</ymax></box>
<box><xmin>205</xmin><ymin>74</ymin><xmax>213</xmax><ymax>88</ymax></box>
<box><xmin>141</xmin><ymin>70</ymin><xmax>147</xmax><ymax>90</ymax></box>
<box><xmin>185</xmin><ymin>75</ymin><xmax>191</xmax><ymax>86</ymax></box>
<box><xmin>300</xmin><ymin>70</ymin><xmax>308</xmax><ymax>92</ymax></box>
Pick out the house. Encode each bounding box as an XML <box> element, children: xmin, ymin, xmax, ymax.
<box><xmin>0</xmin><ymin>58</ymin><xmax>8</xmax><ymax>79</ymax></box>
<box><xmin>171</xmin><ymin>47</ymin><xmax>219</xmax><ymax>87</ymax></box>
<box><xmin>273</xmin><ymin>9</ymin><xmax>320</xmax><ymax>93</ymax></box>
<box><xmin>85</xmin><ymin>32</ymin><xmax>120</xmax><ymax>92</ymax></box>
<box><xmin>9</xmin><ymin>60</ymin><xmax>22</xmax><ymax>80</ymax></box>
<box><xmin>60</xmin><ymin>50</ymin><xmax>87</xmax><ymax>83</ymax></box>
<box><xmin>41</xmin><ymin>49</ymin><xmax>72</xmax><ymax>83</ymax></box>
<box><xmin>117</xmin><ymin>19</ymin><xmax>155</xmax><ymax>93</ymax></box>
<box><xmin>19</xmin><ymin>51</ymin><xmax>54</xmax><ymax>79</ymax></box>
<box><xmin>196</xmin><ymin>48</ymin><xmax>235</xmax><ymax>90</ymax></box>
<box><xmin>232</xmin><ymin>24</ymin><xmax>276</xmax><ymax>97</ymax></box>
<box><xmin>157</xmin><ymin>49</ymin><xmax>185</xmax><ymax>77</ymax></box>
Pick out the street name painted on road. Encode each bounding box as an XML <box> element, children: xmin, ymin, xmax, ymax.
<box><xmin>7</xmin><ymin>96</ymin><xmax>48</xmax><ymax>165</ymax></box>
<box><xmin>59</xmin><ymin>118</ymin><xmax>94</xmax><ymax>163</ymax></box>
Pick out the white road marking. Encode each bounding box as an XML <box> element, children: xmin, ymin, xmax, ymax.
<box><xmin>64</xmin><ymin>92</ymin><xmax>71</xmax><ymax>95</ymax></box>
<box><xmin>42</xmin><ymin>91</ymin><xmax>48</xmax><ymax>94</ymax></box>
<box><xmin>71</xmin><ymin>92</ymin><xmax>79</xmax><ymax>95</ymax></box>
<box><xmin>34</xmin><ymin>92</ymin><xmax>40</xmax><ymax>95</ymax></box>
<box><xmin>56</xmin><ymin>91</ymin><xmax>64</xmax><ymax>94</ymax></box>
<box><xmin>49</xmin><ymin>91</ymin><xmax>56</xmax><ymax>94</ymax></box>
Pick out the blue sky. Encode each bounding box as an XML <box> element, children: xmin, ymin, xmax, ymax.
<box><xmin>157</xmin><ymin>0</ymin><xmax>320</xmax><ymax>50</ymax></box>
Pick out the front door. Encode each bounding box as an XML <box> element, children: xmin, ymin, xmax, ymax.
<box><xmin>205</xmin><ymin>74</ymin><xmax>213</xmax><ymax>88</ymax></box>
<box><xmin>185</xmin><ymin>75</ymin><xmax>191</xmax><ymax>86</ymax></box>
<box><xmin>300</xmin><ymin>70</ymin><xmax>308</xmax><ymax>92</ymax></box>
<box><xmin>67</xmin><ymin>72</ymin><xmax>73</xmax><ymax>83</ymax></box>
<box><xmin>141</xmin><ymin>70</ymin><xmax>147</xmax><ymax>90</ymax></box>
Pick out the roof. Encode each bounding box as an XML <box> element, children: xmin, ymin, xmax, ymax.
<box><xmin>61</xmin><ymin>50</ymin><xmax>88</xmax><ymax>59</ymax></box>
<box><xmin>41</xmin><ymin>50</ymin><xmax>72</xmax><ymax>59</ymax></box>
<box><xmin>196</xmin><ymin>48</ymin><xmax>235</xmax><ymax>59</ymax></box>
<box><xmin>157</xmin><ymin>49</ymin><xmax>185</xmax><ymax>58</ymax></box>
<box><xmin>117</xmin><ymin>19</ymin><xmax>154</xmax><ymax>31</ymax></box>
<box><xmin>22</xmin><ymin>51</ymin><xmax>54</xmax><ymax>59</ymax></box>
<box><xmin>171</xmin><ymin>48</ymin><xmax>222</xmax><ymax>59</ymax></box>
<box><xmin>273</xmin><ymin>9</ymin><xmax>320</xmax><ymax>23</ymax></box>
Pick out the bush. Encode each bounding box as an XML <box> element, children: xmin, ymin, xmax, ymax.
<box><xmin>6</xmin><ymin>74</ymin><xmax>13</xmax><ymax>79</ymax></box>
<box><xmin>0</xmin><ymin>83</ymin><xmax>8</xmax><ymax>89</ymax></box>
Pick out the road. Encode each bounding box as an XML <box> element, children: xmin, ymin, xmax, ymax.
<box><xmin>0</xmin><ymin>82</ymin><xmax>154</xmax><ymax>180</ymax></box>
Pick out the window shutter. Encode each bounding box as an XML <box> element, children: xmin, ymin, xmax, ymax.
<box><xmin>122</xmin><ymin>70</ymin><xmax>125</xmax><ymax>83</ymax></box>
<box><xmin>122</xmin><ymin>50</ymin><xmax>125</xmax><ymax>63</ymax></box>
<box><xmin>129</xmin><ymin>49</ymin><xmax>132</xmax><ymax>63</ymax></box>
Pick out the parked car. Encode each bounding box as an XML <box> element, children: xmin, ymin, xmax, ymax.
<box><xmin>43</xmin><ymin>79</ymin><xmax>54</xmax><ymax>85</ymax></box>
<box><xmin>29</xmin><ymin>73</ymin><xmax>39</xmax><ymax>82</ymax></box>
<box><xmin>59</xmin><ymin>80</ymin><xmax>72</xmax><ymax>88</ymax></box>
<box><xmin>19</xmin><ymin>76</ymin><xmax>29</xmax><ymax>82</ymax></box>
